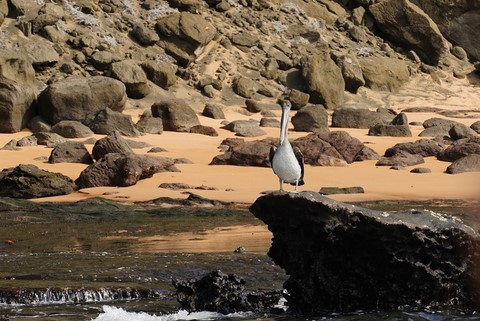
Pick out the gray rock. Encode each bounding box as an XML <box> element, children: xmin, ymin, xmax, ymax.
<box><xmin>376</xmin><ymin>150</ymin><xmax>424</xmax><ymax>167</ymax></box>
<box><xmin>91</xmin><ymin>130</ymin><xmax>134</xmax><ymax>161</ymax></box>
<box><xmin>155</xmin><ymin>12</ymin><xmax>217</xmax><ymax>67</ymax></box>
<box><xmin>202</xmin><ymin>103</ymin><xmax>225</xmax><ymax>119</ymax></box>
<box><xmin>130</xmin><ymin>23</ymin><xmax>160</xmax><ymax>46</ymax></box>
<box><xmin>0</xmin><ymin>51</ymin><xmax>38</xmax><ymax>133</ymax></box>
<box><xmin>359</xmin><ymin>56</ymin><xmax>410</xmax><ymax>91</ymax></box>
<box><xmin>319</xmin><ymin>186</ymin><xmax>365</xmax><ymax>195</ymax></box>
<box><xmin>385</xmin><ymin>139</ymin><xmax>444</xmax><ymax>157</ymax></box>
<box><xmin>260</xmin><ymin>117</ymin><xmax>280</xmax><ymax>128</ymax></box>
<box><xmin>38</xmin><ymin>76</ymin><xmax>127</xmax><ymax>126</ymax></box>
<box><xmin>141</xmin><ymin>61</ymin><xmax>177</xmax><ymax>89</ymax></box>
<box><xmin>446</xmin><ymin>154</ymin><xmax>480</xmax><ymax>174</ymax></box>
<box><xmin>291</xmin><ymin>105</ymin><xmax>328</xmax><ymax>132</ymax></box>
<box><xmin>0</xmin><ymin>164</ymin><xmax>77</xmax><ymax>198</ymax></box>
<box><xmin>75</xmin><ymin>153</ymin><xmax>179</xmax><ymax>188</ymax></box>
<box><xmin>423</xmin><ymin>117</ymin><xmax>461</xmax><ymax>129</ymax></box>
<box><xmin>471</xmin><ymin>121</ymin><xmax>480</xmax><ymax>134</ymax></box>
<box><xmin>27</xmin><ymin>115</ymin><xmax>51</xmax><ymax>133</ymax></box>
<box><xmin>22</xmin><ymin>36</ymin><xmax>60</xmax><ymax>68</ymax></box>
<box><xmin>91</xmin><ymin>51</ymin><xmax>115</xmax><ymax>71</ymax></box>
<box><xmin>249</xmin><ymin>191</ymin><xmax>480</xmax><ymax>313</ymax></box>
<box><xmin>437</xmin><ymin>137</ymin><xmax>480</xmax><ymax>162</ymax></box>
<box><xmin>231</xmin><ymin>32</ymin><xmax>260</xmax><ymax>47</ymax></box>
<box><xmin>16</xmin><ymin>136</ymin><xmax>37</xmax><ymax>147</ymax></box>
<box><xmin>151</xmin><ymin>99</ymin><xmax>200</xmax><ymax>132</ymax></box>
<box><xmin>233</xmin><ymin>76</ymin><xmax>258</xmax><ymax>98</ymax></box>
<box><xmin>32</xmin><ymin>132</ymin><xmax>66</xmax><ymax>147</ymax></box>
<box><xmin>110</xmin><ymin>60</ymin><xmax>150</xmax><ymax>99</ymax></box>
<box><xmin>331</xmin><ymin>108</ymin><xmax>394</xmax><ymax>129</ymax></box>
<box><xmin>89</xmin><ymin>108</ymin><xmax>141</xmax><ymax>137</ymax></box>
<box><xmin>336</xmin><ymin>54</ymin><xmax>365</xmax><ymax>93</ymax></box>
<box><xmin>368</xmin><ymin>124</ymin><xmax>412</xmax><ymax>137</ymax></box>
<box><xmin>51</xmin><ymin>120</ymin><xmax>94</xmax><ymax>138</ymax></box>
<box><xmin>354</xmin><ymin>146</ymin><xmax>381</xmax><ymax>161</ymax></box>
<box><xmin>302</xmin><ymin>52</ymin><xmax>345</xmax><ymax>109</ymax></box>
<box><xmin>136</xmin><ymin>109</ymin><xmax>163</xmax><ymax>134</ymax></box>
<box><xmin>49</xmin><ymin>141</ymin><xmax>94</xmax><ymax>164</ymax></box>
<box><xmin>419</xmin><ymin>125</ymin><xmax>452</xmax><ymax>137</ymax></box>
<box><xmin>369</xmin><ymin>0</ymin><xmax>449</xmax><ymax>65</ymax></box>
<box><xmin>288</xmin><ymin>89</ymin><xmax>310</xmax><ymax>110</ymax></box>
<box><xmin>449</xmin><ymin>124</ymin><xmax>478</xmax><ymax>140</ymax></box>
<box><xmin>223</xmin><ymin>120</ymin><xmax>266</xmax><ymax>137</ymax></box>
<box><xmin>189</xmin><ymin>125</ymin><xmax>218</xmax><ymax>137</ymax></box>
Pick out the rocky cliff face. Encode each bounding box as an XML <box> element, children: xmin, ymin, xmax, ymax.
<box><xmin>250</xmin><ymin>191</ymin><xmax>480</xmax><ymax>314</ymax></box>
<box><xmin>0</xmin><ymin>0</ymin><xmax>477</xmax><ymax>133</ymax></box>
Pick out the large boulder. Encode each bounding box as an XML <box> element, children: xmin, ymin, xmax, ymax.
<box><xmin>89</xmin><ymin>108</ymin><xmax>141</xmax><ymax>137</ymax></box>
<box><xmin>141</xmin><ymin>60</ymin><xmax>177</xmax><ymax>89</ymax></box>
<box><xmin>301</xmin><ymin>52</ymin><xmax>345</xmax><ymax>109</ymax></box>
<box><xmin>223</xmin><ymin>120</ymin><xmax>266</xmax><ymax>137</ymax></box>
<box><xmin>410</xmin><ymin>0</ymin><xmax>480</xmax><ymax>61</ymax></box>
<box><xmin>359</xmin><ymin>56</ymin><xmax>410</xmax><ymax>91</ymax></box>
<box><xmin>250</xmin><ymin>192</ymin><xmax>480</xmax><ymax>314</ymax></box>
<box><xmin>155</xmin><ymin>12</ymin><xmax>217</xmax><ymax>67</ymax></box>
<box><xmin>336</xmin><ymin>54</ymin><xmax>365</xmax><ymax>94</ymax></box>
<box><xmin>0</xmin><ymin>164</ymin><xmax>77</xmax><ymax>198</ymax></box>
<box><xmin>437</xmin><ymin>137</ymin><xmax>480</xmax><ymax>162</ymax></box>
<box><xmin>38</xmin><ymin>76</ymin><xmax>127</xmax><ymax>126</ymax></box>
<box><xmin>151</xmin><ymin>99</ymin><xmax>200</xmax><ymax>132</ymax></box>
<box><xmin>0</xmin><ymin>51</ymin><xmax>38</xmax><ymax>133</ymax></box>
<box><xmin>446</xmin><ymin>154</ymin><xmax>480</xmax><ymax>174</ymax></box>
<box><xmin>75</xmin><ymin>153</ymin><xmax>179</xmax><ymax>188</ymax></box>
<box><xmin>109</xmin><ymin>60</ymin><xmax>150</xmax><ymax>99</ymax></box>
<box><xmin>291</xmin><ymin>105</ymin><xmax>329</xmax><ymax>132</ymax></box>
<box><xmin>369</xmin><ymin>0</ymin><xmax>449</xmax><ymax>65</ymax></box>
<box><xmin>293</xmin><ymin>133</ymin><xmax>354</xmax><ymax>166</ymax></box>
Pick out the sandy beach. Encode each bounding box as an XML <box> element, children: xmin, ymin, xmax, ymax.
<box><xmin>0</xmin><ymin>73</ymin><xmax>479</xmax><ymax>206</ymax></box>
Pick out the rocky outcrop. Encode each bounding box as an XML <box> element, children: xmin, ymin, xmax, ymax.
<box><xmin>38</xmin><ymin>76</ymin><xmax>127</xmax><ymax>126</ymax></box>
<box><xmin>410</xmin><ymin>0</ymin><xmax>480</xmax><ymax>61</ymax></box>
<box><xmin>369</xmin><ymin>0</ymin><xmax>449</xmax><ymax>65</ymax></box>
<box><xmin>0</xmin><ymin>51</ymin><xmax>38</xmax><ymax>133</ymax></box>
<box><xmin>358</xmin><ymin>56</ymin><xmax>410</xmax><ymax>91</ymax></box>
<box><xmin>0</xmin><ymin>164</ymin><xmax>77</xmax><ymax>198</ymax></box>
<box><xmin>250</xmin><ymin>192</ymin><xmax>480</xmax><ymax>314</ymax></box>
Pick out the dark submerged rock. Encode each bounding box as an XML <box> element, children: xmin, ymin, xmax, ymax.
<box><xmin>173</xmin><ymin>270</ymin><xmax>282</xmax><ymax>314</ymax></box>
<box><xmin>249</xmin><ymin>192</ymin><xmax>480</xmax><ymax>314</ymax></box>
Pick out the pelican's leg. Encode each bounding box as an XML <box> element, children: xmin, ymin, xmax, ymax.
<box><xmin>279</xmin><ymin>179</ymin><xmax>284</xmax><ymax>192</ymax></box>
<box><xmin>291</xmin><ymin>179</ymin><xmax>299</xmax><ymax>193</ymax></box>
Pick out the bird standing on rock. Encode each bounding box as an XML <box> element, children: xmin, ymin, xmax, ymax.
<box><xmin>269</xmin><ymin>100</ymin><xmax>304</xmax><ymax>193</ymax></box>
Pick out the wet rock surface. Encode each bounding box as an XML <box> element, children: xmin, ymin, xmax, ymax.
<box><xmin>173</xmin><ymin>270</ymin><xmax>283</xmax><ymax>314</ymax></box>
<box><xmin>250</xmin><ymin>191</ymin><xmax>480</xmax><ymax>314</ymax></box>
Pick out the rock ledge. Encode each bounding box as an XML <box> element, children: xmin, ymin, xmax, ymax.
<box><xmin>249</xmin><ymin>191</ymin><xmax>480</xmax><ymax>314</ymax></box>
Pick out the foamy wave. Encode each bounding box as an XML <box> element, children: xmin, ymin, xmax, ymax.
<box><xmin>91</xmin><ymin>305</ymin><xmax>255</xmax><ymax>321</ymax></box>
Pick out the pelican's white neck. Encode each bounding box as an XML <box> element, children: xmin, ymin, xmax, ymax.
<box><xmin>280</xmin><ymin>102</ymin><xmax>291</xmax><ymax>145</ymax></box>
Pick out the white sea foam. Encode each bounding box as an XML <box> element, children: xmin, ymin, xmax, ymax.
<box><xmin>91</xmin><ymin>305</ymin><xmax>255</xmax><ymax>321</ymax></box>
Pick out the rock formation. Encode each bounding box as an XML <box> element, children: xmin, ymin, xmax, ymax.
<box><xmin>250</xmin><ymin>192</ymin><xmax>480</xmax><ymax>314</ymax></box>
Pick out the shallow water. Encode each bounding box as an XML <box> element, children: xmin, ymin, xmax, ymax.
<box><xmin>0</xmin><ymin>198</ymin><xmax>479</xmax><ymax>320</ymax></box>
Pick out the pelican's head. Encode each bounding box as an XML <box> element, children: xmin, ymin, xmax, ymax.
<box><xmin>281</xmin><ymin>100</ymin><xmax>292</xmax><ymax>112</ymax></box>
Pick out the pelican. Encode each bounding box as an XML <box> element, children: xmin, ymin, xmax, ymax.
<box><xmin>269</xmin><ymin>100</ymin><xmax>304</xmax><ymax>192</ymax></box>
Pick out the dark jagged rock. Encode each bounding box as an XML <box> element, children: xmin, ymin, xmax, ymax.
<box><xmin>437</xmin><ymin>136</ymin><xmax>480</xmax><ymax>162</ymax></box>
<box><xmin>172</xmin><ymin>270</ymin><xmax>283</xmax><ymax>314</ymax></box>
<box><xmin>89</xmin><ymin>108</ymin><xmax>141</xmax><ymax>137</ymax></box>
<box><xmin>291</xmin><ymin>104</ymin><xmax>329</xmax><ymax>132</ymax></box>
<box><xmin>384</xmin><ymin>138</ymin><xmax>444</xmax><ymax>157</ymax></box>
<box><xmin>0</xmin><ymin>164</ymin><xmax>77</xmax><ymax>198</ymax></box>
<box><xmin>249</xmin><ymin>191</ymin><xmax>480</xmax><ymax>314</ymax></box>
